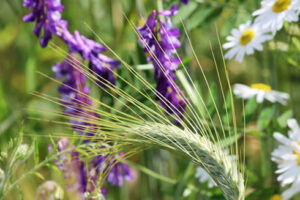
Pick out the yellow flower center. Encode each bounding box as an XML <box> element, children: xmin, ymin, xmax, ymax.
<box><xmin>296</xmin><ymin>153</ymin><xmax>300</xmax><ymax>166</ymax></box>
<box><xmin>239</xmin><ymin>29</ymin><xmax>255</xmax><ymax>46</ymax></box>
<box><xmin>270</xmin><ymin>194</ymin><xmax>282</xmax><ymax>200</ymax></box>
<box><xmin>292</xmin><ymin>142</ymin><xmax>300</xmax><ymax>165</ymax></box>
<box><xmin>250</xmin><ymin>83</ymin><xmax>272</xmax><ymax>92</ymax></box>
<box><xmin>272</xmin><ymin>0</ymin><xmax>291</xmax><ymax>13</ymax></box>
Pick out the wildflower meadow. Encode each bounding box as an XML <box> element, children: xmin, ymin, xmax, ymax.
<box><xmin>1</xmin><ymin>0</ymin><xmax>300</xmax><ymax>199</ymax></box>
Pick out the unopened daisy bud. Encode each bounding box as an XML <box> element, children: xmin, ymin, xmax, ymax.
<box><xmin>35</xmin><ymin>181</ymin><xmax>64</xmax><ymax>200</ymax></box>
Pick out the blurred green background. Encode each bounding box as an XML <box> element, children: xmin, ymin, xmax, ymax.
<box><xmin>1</xmin><ymin>0</ymin><xmax>300</xmax><ymax>199</ymax></box>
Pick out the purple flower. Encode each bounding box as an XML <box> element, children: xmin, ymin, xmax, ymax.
<box><xmin>53</xmin><ymin>56</ymin><xmax>133</xmax><ymax>191</ymax></box>
<box><xmin>23</xmin><ymin>0</ymin><xmax>67</xmax><ymax>47</ymax></box>
<box><xmin>53</xmin><ymin>55</ymin><xmax>105</xmax><ymax>140</ymax></box>
<box><xmin>138</xmin><ymin>5</ymin><xmax>187</xmax><ymax>124</ymax></box>
<box><xmin>54</xmin><ymin>138</ymin><xmax>110</xmax><ymax>199</ymax></box>
<box><xmin>157</xmin><ymin>5</ymin><xmax>179</xmax><ymax>16</ymax></box>
<box><xmin>52</xmin><ymin>55</ymin><xmax>94</xmax><ymax>129</ymax></box>
<box><xmin>23</xmin><ymin>0</ymin><xmax>120</xmax><ymax>87</ymax></box>
<box><xmin>107</xmin><ymin>153</ymin><xmax>134</xmax><ymax>187</ymax></box>
<box><xmin>92</xmin><ymin>152</ymin><xmax>134</xmax><ymax>187</ymax></box>
<box><xmin>23</xmin><ymin>0</ymin><xmax>131</xmax><ymax>195</ymax></box>
<box><xmin>71</xmin><ymin>31</ymin><xmax>120</xmax><ymax>87</ymax></box>
<box><xmin>180</xmin><ymin>0</ymin><xmax>190</xmax><ymax>4</ymax></box>
<box><xmin>59</xmin><ymin>30</ymin><xmax>120</xmax><ymax>88</ymax></box>
<box><xmin>55</xmin><ymin>138</ymin><xmax>87</xmax><ymax>198</ymax></box>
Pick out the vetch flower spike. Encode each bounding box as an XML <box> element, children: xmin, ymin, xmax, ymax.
<box><xmin>23</xmin><ymin>0</ymin><xmax>67</xmax><ymax>47</ymax></box>
<box><xmin>138</xmin><ymin>5</ymin><xmax>188</xmax><ymax>124</ymax></box>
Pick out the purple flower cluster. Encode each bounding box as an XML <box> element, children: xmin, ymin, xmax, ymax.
<box><xmin>92</xmin><ymin>152</ymin><xmax>134</xmax><ymax>187</ymax></box>
<box><xmin>138</xmin><ymin>5</ymin><xmax>187</xmax><ymax>123</ymax></box>
<box><xmin>54</xmin><ymin>138</ymin><xmax>86</xmax><ymax>198</ymax></box>
<box><xmin>52</xmin><ymin>55</ymin><xmax>134</xmax><ymax>195</ymax></box>
<box><xmin>60</xmin><ymin>30</ymin><xmax>120</xmax><ymax>87</ymax></box>
<box><xmin>54</xmin><ymin>138</ymin><xmax>108</xmax><ymax>199</ymax></box>
<box><xmin>53</xmin><ymin>138</ymin><xmax>133</xmax><ymax>198</ymax></box>
<box><xmin>23</xmin><ymin>0</ymin><xmax>120</xmax><ymax>87</ymax></box>
<box><xmin>23</xmin><ymin>0</ymin><xmax>67</xmax><ymax>47</ymax></box>
<box><xmin>23</xmin><ymin>0</ymin><xmax>133</xmax><ymax>198</ymax></box>
<box><xmin>52</xmin><ymin>54</ymin><xmax>95</xmax><ymax>132</ymax></box>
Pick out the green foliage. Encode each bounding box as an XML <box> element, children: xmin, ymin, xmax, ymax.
<box><xmin>1</xmin><ymin>0</ymin><xmax>300</xmax><ymax>199</ymax></box>
<box><xmin>257</xmin><ymin>106</ymin><xmax>275</xmax><ymax>131</ymax></box>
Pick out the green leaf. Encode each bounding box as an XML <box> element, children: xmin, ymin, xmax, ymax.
<box><xmin>186</xmin><ymin>6</ymin><xmax>212</xmax><ymax>30</ymax></box>
<box><xmin>32</xmin><ymin>172</ymin><xmax>45</xmax><ymax>180</ymax></box>
<box><xmin>206</xmin><ymin>83</ymin><xmax>217</xmax><ymax>117</ymax></box>
<box><xmin>277</xmin><ymin>110</ymin><xmax>293</xmax><ymax>128</ymax></box>
<box><xmin>221</xmin><ymin>13</ymin><xmax>238</xmax><ymax>37</ymax></box>
<box><xmin>177</xmin><ymin>57</ymin><xmax>192</xmax><ymax>70</ymax></box>
<box><xmin>0</xmin><ymin>25</ymin><xmax>17</xmax><ymax>51</ymax></box>
<box><xmin>244</xmin><ymin>96</ymin><xmax>258</xmax><ymax>124</ymax></box>
<box><xmin>222</xmin><ymin>91</ymin><xmax>233</xmax><ymax>125</ymax></box>
<box><xmin>218</xmin><ymin>131</ymin><xmax>242</xmax><ymax>148</ymax></box>
<box><xmin>34</xmin><ymin>139</ymin><xmax>39</xmax><ymax>165</ymax></box>
<box><xmin>247</xmin><ymin>129</ymin><xmax>264</xmax><ymax>137</ymax></box>
<box><xmin>292</xmin><ymin>37</ymin><xmax>300</xmax><ymax>51</ymax></box>
<box><xmin>45</xmin><ymin>163</ymin><xmax>61</xmax><ymax>174</ymax></box>
<box><xmin>257</xmin><ymin>107</ymin><xmax>274</xmax><ymax>131</ymax></box>
<box><xmin>201</xmin><ymin>6</ymin><xmax>223</xmax><ymax>26</ymax></box>
<box><xmin>25</xmin><ymin>57</ymin><xmax>36</xmax><ymax>93</ymax></box>
<box><xmin>0</xmin><ymin>80</ymin><xmax>7</xmax><ymax>121</ymax></box>
<box><xmin>245</xmin><ymin>187</ymin><xmax>276</xmax><ymax>200</ymax></box>
<box><xmin>173</xmin><ymin>2</ymin><xmax>198</xmax><ymax>26</ymax></box>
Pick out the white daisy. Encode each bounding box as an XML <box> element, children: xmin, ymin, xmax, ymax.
<box><xmin>223</xmin><ymin>21</ymin><xmax>273</xmax><ymax>62</ymax></box>
<box><xmin>233</xmin><ymin>83</ymin><xmax>289</xmax><ymax>105</ymax></box>
<box><xmin>272</xmin><ymin>119</ymin><xmax>300</xmax><ymax>200</ymax></box>
<box><xmin>195</xmin><ymin>167</ymin><xmax>217</xmax><ymax>188</ymax></box>
<box><xmin>253</xmin><ymin>0</ymin><xmax>300</xmax><ymax>33</ymax></box>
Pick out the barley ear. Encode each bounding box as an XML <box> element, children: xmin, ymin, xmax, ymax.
<box><xmin>114</xmin><ymin>122</ymin><xmax>245</xmax><ymax>200</ymax></box>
